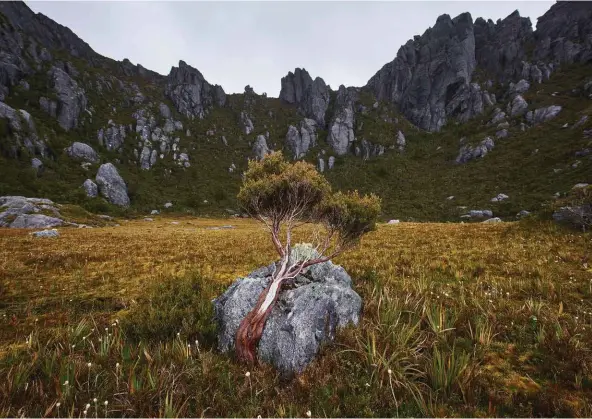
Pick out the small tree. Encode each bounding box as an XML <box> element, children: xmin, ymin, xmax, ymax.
<box><xmin>235</xmin><ymin>151</ymin><xmax>381</xmax><ymax>364</ymax></box>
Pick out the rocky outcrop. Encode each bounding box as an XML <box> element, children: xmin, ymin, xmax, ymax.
<box><xmin>396</xmin><ymin>130</ymin><xmax>406</xmax><ymax>152</ymax></box>
<box><xmin>456</xmin><ymin>137</ymin><xmax>495</xmax><ymax>164</ymax></box>
<box><xmin>327</xmin><ymin>86</ymin><xmax>357</xmax><ymax>155</ymax></box>
<box><xmin>473</xmin><ymin>11</ymin><xmax>534</xmax><ymax>81</ymax></box>
<box><xmin>213</xmin><ymin>244</ymin><xmax>362</xmax><ymax>375</ymax></box>
<box><xmin>43</xmin><ymin>66</ymin><xmax>87</xmax><ymax>131</ymax></box>
<box><xmin>533</xmin><ymin>1</ymin><xmax>592</xmax><ymax>64</ymax></box>
<box><xmin>165</xmin><ymin>60</ymin><xmax>226</xmax><ymax>120</ymax></box>
<box><xmin>130</xmin><ymin>109</ymin><xmax>183</xmax><ymax>170</ymax></box>
<box><xmin>279</xmin><ymin>68</ymin><xmax>330</xmax><ymax>126</ymax></box>
<box><xmin>526</xmin><ymin>105</ymin><xmax>562</xmax><ymax>125</ymax></box>
<box><xmin>359</xmin><ymin>139</ymin><xmax>384</xmax><ymax>160</ymax></box>
<box><xmin>318</xmin><ymin>158</ymin><xmax>325</xmax><ymax>173</ymax></box>
<box><xmin>509</xmin><ymin>79</ymin><xmax>530</xmax><ymax>96</ymax></box>
<box><xmin>508</xmin><ymin>94</ymin><xmax>529</xmax><ymax>117</ymax></box>
<box><xmin>279</xmin><ymin>68</ymin><xmax>312</xmax><ymax>104</ymax></box>
<box><xmin>367</xmin><ymin>12</ymin><xmax>477</xmax><ymax>132</ymax></box>
<box><xmin>65</xmin><ymin>142</ymin><xmax>99</xmax><ymax>163</ymax></box>
<box><xmin>240</xmin><ymin>111</ymin><xmax>254</xmax><ymax>135</ymax></box>
<box><xmin>95</xmin><ymin>163</ymin><xmax>130</xmax><ymax>207</ymax></box>
<box><xmin>252</xmin><ymin>135</ymin><xmax>270</xmax><ymax>160</ymax></box>
<box><xmin>0</xmin><ymin>196</ymin><xmax>63</xmax><ymax>228</ymax></box>
<box><xmin>97</xmin><ymin>123</ymin><xmax>127</xmax><ymax>152</ymax></box>
<box><xmin>0</xmin><ymin>102</ymin><xmax>47</xmax><ymax>158</ymax></box>
<box><xmin>285</xmin><ymin>118</ymin><xmax>317</xmax><ymax>159</ymax></box>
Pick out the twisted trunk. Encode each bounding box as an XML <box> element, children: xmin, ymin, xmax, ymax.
<box><xmin>235</xmin><ymin>275</ymin><xmax>287</xmax><ymax>364</ymax></box>
<box><xmin>235</xmin><ymin>253</ymin><xmax>337</xmax><ymax>364</ymax></box>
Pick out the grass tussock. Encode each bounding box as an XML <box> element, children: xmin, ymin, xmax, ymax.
<box><xmin>0</xmin><ymin>217</ymin><xmax>591</xmax><ymax>417</ymax></box>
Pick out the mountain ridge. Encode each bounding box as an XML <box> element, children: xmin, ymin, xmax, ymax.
<box><xmin>0</xmin><ymin>0</ymin><xmax>590</xmax><ymax>222</ymax></box>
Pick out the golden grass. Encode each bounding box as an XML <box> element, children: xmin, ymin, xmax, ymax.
<box><xmin>0</xmin><ymin>217</ymin><xmax>591</xmax><ymax>417</ymax></box>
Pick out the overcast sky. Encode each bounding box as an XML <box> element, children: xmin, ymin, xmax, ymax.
<box><xmin>26</xmin><ymin>1</ymin><xmax>554</xmax><ymax>96</ymax></box>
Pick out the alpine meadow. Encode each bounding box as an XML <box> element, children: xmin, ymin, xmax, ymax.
<box><xmin>0</xmin><ymin>1</ymin><xmax>591</xmax><ymax>418</ymax></box>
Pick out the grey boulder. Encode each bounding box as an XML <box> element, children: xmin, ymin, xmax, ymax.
<box><xmin>32</xmin><ymin>229</ymin><xmax>59</xmax><ymax>238</ymax></box>
<box><xmin>65</xmin><ymin>142</ymin><xmax>99</xmax><ymax>163</ymax></box>
<box><xmin>213</xmin><ymin>245</ymin><xmax>362</xmax><ymax>375</ymax></box>
<box><xmin>526</xmin><ymin>105</ymin><xmax>562</xmax><ymax>125</ymax></box>
<box><xmin>95</xmin><ymin>163</ymin><xmax>130</xmax><ymax>207</ymax></box>
<box><xmin>10</xmin><ymin>214</ymin><xmax>63</xmax><ymax>228</ymax></box>
<box><xmin>456</xmin><ymin>137</ymin><xmax>495</xmax><ymax>164</ymax></box>
<box><xmin>82</xmin><ymin>179</ymin><xmax>98</xmax><ymax>197</ymax></box>
<box><xmin>252</xmin><ymin>135</ymin><xmax>270</xmax><ymax>160</ymax></box>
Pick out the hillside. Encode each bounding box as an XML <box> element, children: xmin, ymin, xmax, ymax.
<box><xmin>0</xmin><ymin>1</ymin><xmax>591</xmax><ymax>221</ymax></box>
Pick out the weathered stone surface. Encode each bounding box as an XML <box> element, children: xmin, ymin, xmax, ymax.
<box><xmin>252</xmin><ymin>135</ymin><xmax>270</xmax><ymax>160</ymax></box>
<box><xmin>279</xmin><ymin>68</ymin><xmax>312</xmax><ymax>104</ymax></box>
<box><xmin>213</xmin><ymin>245</ymin><xmax>362</xmax><ymax>375</ymax></box>
<box><xmin>45</xmin><ymin>66</ymin><xmax>87</xmax><ymax>131</ymax></box>
<box><xmin>240</xmin><ymin>111</ymin><xmax>254</xmax><ymax>135</ymax></box>
<box><xmin>10</xmin><ymin>214</ymin><xmax>63</xmax><ymax>228</ymax></box>
<box><xmin>526</xmin><ymin>105</ymin><xmax>562</xmax><ymax>125</ymax></box>
<box><xmin>473</xmin><ymin>11</ymin><xmax>534</xmax><ymax>81</ymax></box>
<box><xmin>483</xmin><ymin>217</ymin><xmax>502</xmax><ymax>223</ymax></box>
<box><xmin>159</xmin><ymin>102</ymin><xmax>172</xmax><ymax>119</ymax></box>
<box><xmin>396</xmin><ymin>130</ymin><xmax>406</xmax><ymax>151</ymax></box>
<box><xmin>456</xmin><ymin>137</ymin><xmax>495</xmax><ymax>164</ymax></box>
<box><xmin>367</xmin><ymin>12</ymin><xmax>477</xmax><ymax>132</ymax></box>
<box><xmin>328</xmin><ymin>156</ymin><xmax>336</xmax><ymax>170</ymax></box>
<box><xmin>165</xmin><ymin>60</ymin><xmax>226</xmax><ymax>119</ymax></box>
<box><xmin>360</xmin><ymin>139</ymin><xmax>385</xmax><ymax>160</ymax></box>
<box><xmin>31</xmin><ymin>157</ymin><xmax>43</xmax><ymax>172</ymax></box>
<box><xmin>32</xmin><ymin>229</ymin><xmax>59</xmax><ymax>237</ymax></box>
<box><xmin>491</xmin><ymin>193</ymin><xmax>509</xmax><ymax>202</ymax></box>
<box><xmin>318</xmin><ymin>158</ymin><xmax>325</xmax><ymax>173</ymax></box>
<box><xmin>508</xmin><ymin>94</ymin><xmax>528</xmax><ymax>117</ymax></box>
<box><xmin>285</xmin><ymin>118</ymin><xmax>317</xmax><ymax>159</ymax></box>
<box><xmin>65</xmin><ymin>142</ymin><xmax>99</xmax><ymax>163</ymax></box>
<box><xmin>533</xmin><ymin>1</ymin><xmax>592</xmax><ymax>65</ymax></box>
<box><xmin>83</xmin><ymin>179</ymin><xmax>98</xmax><ymax>197</ymax></box>
<box><xmin>279</xmin><ymin>68</ymin><xmax>330</xmax><ymax>126</ymax></box>
<box><xmin>95</xmin><ymin>163</ymin><xmax>130</xmax><ymax>207</ymax></box>
<box><xmin>496</xmin><ymin>129</ymin><xmax>508</xmax><ymax>138</ymax></box>
<box><xmin>509</xmin><ymin>79</ymin><xmax>530</xmax><ymax>96</ymax></box>
<box><xmin>327</xmin><ymin>86</ymin><xmax>357</xmax><ymax>155</ymax></box>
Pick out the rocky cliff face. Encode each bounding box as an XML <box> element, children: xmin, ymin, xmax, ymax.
<box><xmin>279</xmin><ymin>68</ymin><xmax>330</xmax><ymax>126</ymax></box>
<box><xmin>367</xmin><ymin>2</ymin><xmax>592</xmax><ymax>132</ymax></box>
<box><xmin>165</xmin><ymin>60</ymin><xmax>226</xmax><ymax>120</ymax></box>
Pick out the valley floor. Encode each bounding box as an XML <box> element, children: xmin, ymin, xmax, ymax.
<box><xmin>1</xmin><ymin>218</ymin><xmax>591</xmax><ymax>417</ymax></box>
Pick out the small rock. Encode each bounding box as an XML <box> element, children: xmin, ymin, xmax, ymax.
<box><xmin>572</xmin><ymin>183</ymin><xmax>589</xmax><ymax>189</ymax></box>
<box><xmin>150</xmin><ymin>210</ymin><xmax>159</xmax><ymax>215</ymax></box>
<box><xmin>573</xmin><ymin>115</ymin><xmax>588</xmax><ymax>129</ymax></box>
<box><xmin>32</xmin><ymin>229</ymin><xmax>59</xmax><ymax>238</ymax></box>
<box><xmin>446</xmin><ymin>196</ymin><xmax>455</xmax><ymax>200</ymax></box>
<box><xmin>31</xmin><ymin>158</ymin><xmax>43</xmax><ymax>172</ymax></box>
<box><xmin>483</xmin><ymin>217</ymin><xmax>502</xmax><ymax>223</ymax></box>
<box><xmin>516</xmin><ymin>210</ymin><xmax>531</xmax><ymax>219</ymax></box>
<box><xmin>164</xmin><ymin>202</ymin><xmax>173</xmax><ymax>208</ymax></box>
<box><xmin>496</xmin><ymin>129</ymin><xmax>508</xmax><ymax>138</ymax></box>
<box><xmin>387</xmin><ymin>219</ymin><xmax>400</xmax><ymax>224</ymax></box>
<box><xmin>144</xmin><ymin>218</ymin><xmax>154</xmax><ymax>222</ymax></box>
<box><xmin>491</xmin><ymin>193</ymin><xmax>509</xmax><ymax>202</ymax></box>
